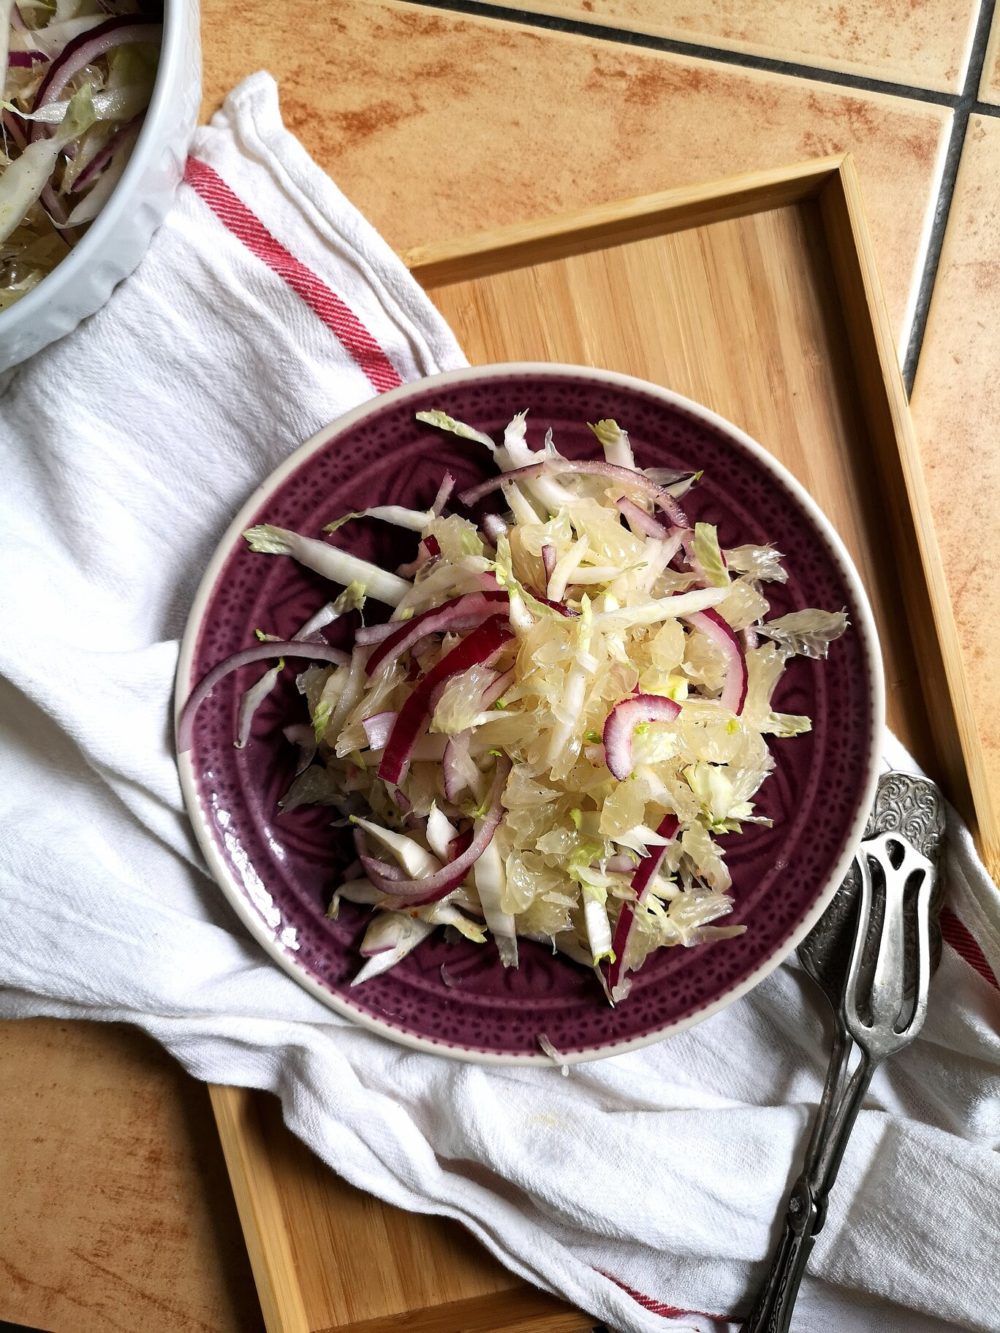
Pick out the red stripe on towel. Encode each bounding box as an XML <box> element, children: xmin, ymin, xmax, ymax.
<box><xmin>183</xmin><ymin>156</ymin><xmax>403</xmax><ymax>394</ymax></box>
<box><xmin>941</xmin><ymin>906</ymin><xmax>999</xmax><ymax>989</ymax></box>
<box><xmin>596</xmin><ymin>1268</ymin><xmax>729</xmax><ymax>1321</ymax></box>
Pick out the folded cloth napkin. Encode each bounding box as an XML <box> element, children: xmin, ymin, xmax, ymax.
<box><xmin>1</xmin><ymin>72</ymin><xmax>999</xmax><ymax>1333</ymax></box>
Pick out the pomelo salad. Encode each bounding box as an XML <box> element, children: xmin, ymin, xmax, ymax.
<box><xmin>179</xmin><ymin>410</ymin><xmax>848</xmax><ymax>1004</ymax></box>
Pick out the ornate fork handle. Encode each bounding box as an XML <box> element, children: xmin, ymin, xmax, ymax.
<box><xmin>741</xmin><ymin>822</ymin><xmax>938</xmax><ymax>1333</ymax></box>
<box><xmin>740</xmin><ymin>1026</ymin><xmax>852</xmax><ymax>1333</ymax></box>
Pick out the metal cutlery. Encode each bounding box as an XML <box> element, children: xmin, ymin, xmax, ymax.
<box><xmin>741</xmin><ymin>771</ymin><xmax>946</xmax><ymax>1333</ymax></box>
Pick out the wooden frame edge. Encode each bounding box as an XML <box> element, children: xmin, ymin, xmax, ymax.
<box><xmin>402</xmin><ymin>156</ymin><xmax>846</xmax><ymax>287</ymax></box>
<box><xmin>209</xmin><ymin>1084</ymin><xmax>311</xmax><ymax>1333</ymax></box>
<box><xmin>817</xmin><ymin>155</ymin><xmax>998</xmax><ymax>878</ymax></box>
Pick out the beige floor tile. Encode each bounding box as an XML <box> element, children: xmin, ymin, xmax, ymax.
<box><xmin>911</xmin><ymin>113</ymin><xmax>1000</xmax><ymax>827</ymax></box>
<box><xmin>201</xmin><ymin>0</ymin><xmax>950</xmax><ymax>351</ymax></box>
<box><xmin>978</xmin><ymin>7</ymin><xmax>1000</xmax><ymax>102</ymax></box>
<box><xmin>505</xmin><ymin>0</ymin><xmax>977</xmax><ymax>94</ymax></box>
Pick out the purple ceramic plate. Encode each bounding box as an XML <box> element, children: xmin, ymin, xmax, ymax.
<box><xmin>176</xmin><ymin>363</ymin><xmax>883</xmax><ymax>1064</ymax></box>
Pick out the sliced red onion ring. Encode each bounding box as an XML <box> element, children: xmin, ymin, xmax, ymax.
<box><xmin>8</xmin><ymin>49</ymin><xmax>49</xmax><ymax>66</ymax></box>
<box><xmin>365</xmin><ymin>590</ymin><xmax>508</xmax><ymax>678</ymax></box>
<box><xmin>683</xmin><ymin>608</ymin><xmax>747</xmax><ymax>714</ymax></box>
<box><xmin>30</xmin><ymin>17</ymin><xmax>161</xmax><ymax>141</ymax></box>
<box><xmin>607</xmin><ymin>813</ymin><xmax>679</xmax><ymax>995</ymax></box>
<box><xmin>360</xmin><ymin>757</ymin><xmax>511</xmax><ymax>905</ymax></box>
<box><xmin>602</xmin><ymin>694</ymin><xmax>681</xmax><ymax>780</ymax></box>
<box><xmin>541</xmin><ymin>543</ymin><xmax>556</xmax><ymax>589</ymax></box>
<box><xmin>70</xmin><ymin>113</ymin><xmax>142</xmax><ymax>193</ymax></box>
<box><xmin>354</xmin><ymin>620</ymin><xmax>400</xmax><ymax>647</ymax></box>
<box><xmin>1</xmin><ymin>108</ymin><xmax>27</xmax><ymax>151</ymax></box>
<box><xmin>361</xmin><ymin>711</ymin><xmax>397</xmax><ymax>749</ymax></box>
<box><xmin>177</xmin><ymin>641</ymin><xmax>349</xmax><ymax>753</ymax></box>
<box><xmin>615</xmin><ymin>495</ymin><xmax>671</xmax><ymax>539</ymax></box>
<box><xmin>533</xmin><ymin>593</ymin><xmax>575</xmax><ymax>617</ymax></box>
<box><xmin>396</xmin><ymin>532</ymin><xmax>441</xmax><ymax>579</ymax></box>
<box><xmin>459</xmin><ymin>458</ymin><xmax>688</xmax><ymax>525</ymax></box>
<box><xmin>480</xmin><ymin>665</ymin><xmax>514</xmax><ymax>710</ymax></box>
<box><xmin>378</xmin><ymin>617</ymin><xmax>514</xmax><ymax>785</ymax></box>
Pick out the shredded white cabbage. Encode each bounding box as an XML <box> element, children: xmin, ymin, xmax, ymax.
<box><xmin>236</xmin><ymin>411</ymin><xmax>849</xmax><ymax>1000</ymax></box>
<box><xmin>1</xmin><ymin>2</ymin><xmax>160</xmax><ymax>308</ymax></box>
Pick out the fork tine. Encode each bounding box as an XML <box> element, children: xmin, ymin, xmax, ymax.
<box><xmin>842</xmin><ymin>846</ymin><xmax>875</xmax><ymax>1035</ymax></box>
<box><xmin>869</xmin><ymin>836</ymin><xmax>909</xmax><ymax>1031</ymax></box>
<box><xmin>906</xmin><ymin>850</ymin><xmax>935</xmax><ymax>1039</ymax></box>
<box><xmin>845</xmin><ymin>832</ymin><xmax>935</xmax><ymax>1050</ymax></box>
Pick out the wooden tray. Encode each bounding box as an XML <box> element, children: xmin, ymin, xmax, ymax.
<box><xmin>208</xmin><ymin>155</ymin><xmax>997</xmax><ymax>1333</ymax></box>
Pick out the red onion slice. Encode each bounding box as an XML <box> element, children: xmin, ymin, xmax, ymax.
<box><xmin>177</xmin><ymin>641</ymin><xmax>349</xmax><ymax>753</ymax></box>
<box><xmin>615</xmin><ymin>495</ymin><xmax>671</xmax><ymax>539</ymax></box>
<box><xmin>607</xmin><ymin>813</ymin><xmax>679</xmax><ymax>994</ymax></box>
<box><xmin>396</xmin><ymin>532</ymin><xmax>441</xmax><ymax>579</ymax></box>
<box><xmin>8</xmin><ymin>49</ymin><xmax>49</xmax><ymax>66</ymax></box>
<box><xmin>541</xmin><ymin>543</ymin><xmax>556</xmax><ymax>589</ymax></box>
<box><xmin>683</xmin><ymin>608</ymin><xmax>747</xmax><ymax>714</ymax></box>
<box><xmin>533</xmin><ymin>593</ymin><xmax>575</xmax><ymax>617</ymax></box>
<box><xmin>354</xmin><ymin>620</ymin><xmax>401</xmax><ymax>647</ymax></box>
<box><xmin>378</xmin><ymin>617</ymin><xmax>514</xmax><ymax>785</ymax></box>
<box><xmin>361</xmin><ymin>757</ymin><xmax>512</xmax><ymax>905</ymax></box>
<box><xmin>1</xmin><ymin>107</ymin><xmax>27</xmax><ymax>151</ymax></box>
<box><xmin>365</xmin><ymin>590</ymin><xmax>508</xmax><ymax>678</ymax></box>
<box><xmin>602</xmin><ymin>694</ymin><xmax>681</xmax><ymax>780</ymax></box>
<box><xmin>480</xmin><ymin>665</ymin><xmax>514</xmax><ymax>710</ymax></box>
<box><xmin>69</xmin><ymin>112</ymin><xmax>142</xmax><ymax>193</ymax></box>
<box><xmin>30</xmin><ymin>17</ymin><xmax>160</xmax><ymax>141</ymax></box>
<box><xmin>361</xmin><ymin>711</ymin><xmax>397</xmax><ymax>749</ymax></box>
<box><xmin>459</xmin><ymin>458</ymin><xmax>688</xmax><ymax>524</ymax></box>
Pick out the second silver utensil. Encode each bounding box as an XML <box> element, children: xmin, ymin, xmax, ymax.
<box><xmin>741</xmin><ymin>771</ymin><xmax>946</xmax><ymax>1333</ymax></box>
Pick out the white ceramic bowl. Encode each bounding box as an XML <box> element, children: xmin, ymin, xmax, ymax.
<box><xmin>0</xmin><ymin>0</ymin><xmax>201</xmax><ymax>372</ymax></box>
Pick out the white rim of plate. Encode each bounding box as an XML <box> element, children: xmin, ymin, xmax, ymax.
<box><xmin>175</xmin><ymin>362</ymin><xmax>885</xmax><ymax>1065</ymax></box>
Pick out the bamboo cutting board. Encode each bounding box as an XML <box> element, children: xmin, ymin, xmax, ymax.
<box><xmin>209</xmin><ymin>155</ymin><xmax>997</xmax><ymax>1333</ymax></box>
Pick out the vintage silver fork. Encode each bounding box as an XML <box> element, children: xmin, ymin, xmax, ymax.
<box><xmin>741</xmin><ymin>772</ymin><xmax>946</xmax><ymax>1333</ymax></box>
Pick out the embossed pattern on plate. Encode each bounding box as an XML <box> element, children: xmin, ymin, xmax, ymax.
<box><xmin>177</xmin><ymin>365</ymin><xmax>883</xmax><ymax>1062</ymax></box>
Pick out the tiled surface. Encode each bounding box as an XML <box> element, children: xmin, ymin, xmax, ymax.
<box><xmin>200</xmin><ymin>0</ymin><xmax>951</xmax><ymax>350</ymax></box>
<box><xmin>911</xmin><ymin>111</ymin><xmax>1000</xmax><ymax>808</ymax></box>
<box><xmin>978</xmin><ymin>6</ymin><xmax>1000</xmax><ymax>101</ymax></box>
<box><xmin>508</xmin><ymin>0</ymin><xmax>980</xmax><ymax>94</ymax></box>
<box><xmin>6</xmin><ymin>2</ymin><xmax>1000</xmax><ymax>1331</ymax></box>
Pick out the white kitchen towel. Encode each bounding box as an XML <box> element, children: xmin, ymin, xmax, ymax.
<box><xmin>1</xmin><ymin>72</ymin><xmax>998</xmax><ymax>1333</ymax></box>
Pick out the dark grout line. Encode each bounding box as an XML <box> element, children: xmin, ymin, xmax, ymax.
<box><xmin>901</xmin><ymin>0</ymin><xmax>997</xmax><ymax>393</ymax></box>
<box><xmin>403</xmin><ymin>0</ymin><xmax>959</xmax><ymax>107</ymax></box>
<box><xmin>406</xmin><ymin>0</ymin><xmax>999</xmax><ymax>393</ymax></box>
